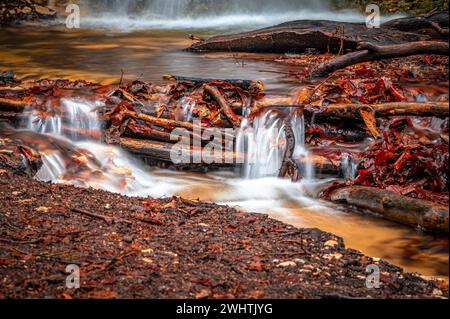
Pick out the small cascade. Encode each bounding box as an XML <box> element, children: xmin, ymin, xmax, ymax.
<box><xmin>236</xmin><ymin>110</ymin><xmax>313</xmax><ymax>181</ymax></box>
<box><xmin>26</xmin><ymin>98</ymin><xmax>103</xmax><ymax>141</ymax></box>
<box><xmin>22</xmin><ymin>98</ymin><xmax>146</xmax><ymax>193</ymax></box>
<box><xmin>340</xmin><ymin>153</ymin><xmax>358</xmax><ymax>180</ymax></box>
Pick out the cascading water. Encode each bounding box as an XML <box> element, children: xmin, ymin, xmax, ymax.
<box><xmin>78</xmin><ymin>0</ymin><xmax>367</xmax><ymax>30</ymax></box>
<box><xmin>23</xmin><ymin>97</ymin><xmax>184</xmax><ymax>197</ymax></box>
<box><xmin>236</xmin><ymin>110</ymin><xmax>313</xmax><ymax>181</ymax></box>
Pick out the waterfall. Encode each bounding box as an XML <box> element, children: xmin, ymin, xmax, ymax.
<box><xmin>26</xmin><ymin>97</ymin><xmax>103</xmax><ymax>140</ymax></box>
<box><xmin>22</xmin><ymin>97</ymin><xmax>184</xmax><ymax>197</ymax></box>
<box><xmin>78</xmin><ymin>0</ymin><xmax>366</xmax><ymax>30</ymax></box>
<box><xmin>84</xmin><ymin>0</ymin><xmax>328</xmax><ymax>17</ymax></box>
<box><xmin>236</xmin><ymin>110</ymin><xmax>313</xmax><ymax>180</ymax></box>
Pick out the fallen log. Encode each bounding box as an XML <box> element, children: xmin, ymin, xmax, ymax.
<box><xmin>119</xmin><ymin>137</ymin><xmax>244</xmax><ymax>166</ymax></box>
<box><xmin>187</xmin><ymin>18</ymin><xmax>433</xmax><ymax>53</ymax></box>
<box><xmin>123</xmin><ymin>110</ymin><xmax>195</xmax><ymax>131</ymax></box>
<box><xmin>124</xmin><ymin>123</ymin><xmax>177</xmax><ymax>144</ymax></box>
<box><xmin>204</xmin><ymin>84</ymin><xmax>242</xmax><ymax>128</ymax></box>
<box><xmin>382</xmin><ymin>10</ymin><xmax>449</xmax><ymax>35</ymax></box>
<box><xmin>313</xmin><ymin>41</ymin><xmax>450</xmax><ymax>76</ymax></box>
<box><xmin>329</xmin><ymin>186</ymin><xmax>449</xmax><ymax>234</ymax></box>
<box><xmin>305</xmin><ymin>102</ymin><xmax>450</xmax><ymax>119</ymax></box>
<box><xmin>163</xmin><ymin>74</ymin><xmax>264</xmax><ymax>93</ymax></box>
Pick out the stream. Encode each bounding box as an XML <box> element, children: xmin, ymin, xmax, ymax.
<box><xmin>0</xmin><ymin>21</ymin><xmax>448</xmax><ymax>279</ymax></box>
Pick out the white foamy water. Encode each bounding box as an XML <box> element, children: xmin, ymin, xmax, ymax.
<box><xmin>73</xmin><ymin>0</ymin><xmax>402</xmax><ymax>31</ymax></box>
<box><xmin>25</xmin><ymin>96</ymin><xmax>326</xmax><ymax>210</ymax></box>
<box><xmin>77</xmin><ymin>11</ymin><xmax>369</xmax><ymax>31</ymax></box>
<box><xmin>236</xmin><ymin>109</ymin><xmax>313</xmax><ymax>180</ymax></box>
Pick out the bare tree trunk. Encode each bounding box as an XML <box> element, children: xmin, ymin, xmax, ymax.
<box><xmin>306</xmin><ymin>102</ymin><xmax>450</xmax><ymax>119</ymax></box>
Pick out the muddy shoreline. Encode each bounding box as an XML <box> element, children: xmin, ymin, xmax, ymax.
<box><xmin>0</xmin><ymin>166</ymin><xmax>447</xmax><ymax>299</ymax></box>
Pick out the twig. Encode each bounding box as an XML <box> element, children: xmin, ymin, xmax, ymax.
<box><xmin>71</xmin><ymin>207</ymin><xmax>112</xmax><ymax>223</ymax></box>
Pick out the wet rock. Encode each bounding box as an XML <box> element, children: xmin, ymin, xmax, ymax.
<box><xmin>278</xmin><ymin>261</ymin><xmax>297</xmax><ymax>267</ymax></box>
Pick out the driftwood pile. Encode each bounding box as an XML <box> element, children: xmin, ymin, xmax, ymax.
<box><xmin>102</xmin><ymin>77</ymin><xmax>264</xmax><ymax>169</ymax></box>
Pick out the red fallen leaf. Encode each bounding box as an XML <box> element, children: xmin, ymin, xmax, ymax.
<box><xmin>354</xmin><ymin>66</ymin><xmax>375</xmax><ymax>78</ymax></box>
<box><xmin>421</xmin><ymin>54</ymin><xmax>433</xmax><ymax>65</ymax></box>
<box><xmin>389</xmin><ymin>84</ymin><xmax>406</xmax><ymax>102</ymax></box>
<box><xmin>142</xmin><ymin>199</ymin><xmax>160</xmax><ymax>212</ymax></box>
<box><xmin>207</xmin><ymin>244</ymin><xmax>224</xmax><ymax>253</ymax></box>
<box><xmin>247</xmin><ymin>290</ymin><xmax>265</xmax><ymax>298</ymax></box>
<box><xmin>52</xmin><ymin>86</ymin><xmax>62</xmax><ymax>97</ymax></box>
<box><xmin>224</xmin><ymin>227</ymin><xmax>236</xmax><ymax>233</ymax></box>
<box><xmin>248</xmin><ymin>259</ymin><xmax>264</xmax><ymax>271</ymax></box>
<box><xmin>197</xmin><ymin>278</ymin><xmax>212</xmax><ymax>287</ymax></box>
<box><xmin>375</xmin><ymin>149</ymin><xmax>395</xmax><ymax>167</ymax></box>
<box><xmin>0</xmin><ymin>258</ymin><xmax>15</xmax><ymax>266</ymax></box>
<box><xmin>59</xmin><ymin>292</ymin><xmax>73</xmax><ymax>299</ymax></box>
<box><xmin>88</xmin><ymin>289</ymin><xmax>119</xmax><ymax>299</ymax></box>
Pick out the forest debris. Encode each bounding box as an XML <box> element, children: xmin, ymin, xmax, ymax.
<box><xmin>71</xmin><ymin>207</ymin><xmax>112</xmax><ymax>223</ymax></box>
<box><xmin>0</xmin><ymin>135</ymin><xmax>42</xmax><ymax>177</ymax></box>
<box><xmin>163</xmin><ymin>74</ymin><xmax>264</xmax><ymax>94</ymax></box>
<box><xmin>313</xmin><ymin>41</ymin><xmax>449</xmax><ymax>76</ymax></box>
<box><xmin>204</xmin><ymin>84</ymin><xmax>242</xmax><ymax>127</ymax></box>
<box><xmin>1</xmin><ymin>169</ymin><xmax>447</xmax><ymax>298</ymax></box>
<box><xmin>306</xmin><ymin>102</ymin><xmax>450</xmax><ymax>120</ymax></box>
<box><xmin>320</xmin><ymin>116</ymin><xmax>449</xmax><ymax>208</ymax></box>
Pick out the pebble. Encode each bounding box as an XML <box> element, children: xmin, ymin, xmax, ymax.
<box><xmin>324</xmin><ymin>240</ymin><xmax>338</xmax><ymax>248</ymax></box>
<box><xmin>277</xmin><ymin>261</ymin><xmax>297</xmax><ymax>267</ymax></box>
<box><xmin>22</xmin><ymin>7</ymin><xmax>32</xmax><ymax>14</ymax></box>
<box><xmin>35</xmin><ymin>206</ymin><xmax>49</xmax><ymax>213</ymax></box>
<box><xmin>141</xmin><ymin>248</ymin><xmax>154</xmax><ymax>254</ymax></box>
<box><xmin>123</xmin><ymin>235</ymin><xmax>133</xmax><ymax>243</ymax></box>
<box><xmin>323</xmin><ymin>253</ymin><xmax>343</xmax><ymax>260</ymax></box>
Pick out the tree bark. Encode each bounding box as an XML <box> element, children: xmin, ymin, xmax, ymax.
<box><xmin>163</xmin><ymin>74</ymin><xmax>264</xmax><ymax>93</ymax></box>
<box><xmin>123</xmin><ymin>109</ymin><xmax>195</xmax><ymax>131</ymax></box>
<box><xmin>313</xmin><ymin>41</ymin><xmax>449</xmax><ymax>76</ymax></box>
<box><xmin>119</xmin><ymin>137</ymin><xmax>244</xmax><ymax>166</ymax></box>
<box><xmin>187</xmin><ymin>17</ymin><xmax>437</xmax><ymax>53</ymax></box>
<box><xmin>279</xmin><ymin>120</ymin><xmax>298</xmax><ymax>181</ymax></box>
<box><xmin>329</xmin><ymin>186</ymin><xmax>449</xmax><ymax>234</ymax></box>
<box><xmin>306</xmin><ymin>102</ymin><xmax>449</xmax><ymax>119</ymax></box>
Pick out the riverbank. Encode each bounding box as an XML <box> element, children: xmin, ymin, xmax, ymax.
<box><xmin>0</xmin><ymin>162</ymin><xmax>448</xmax><ymax>298</ymax></box>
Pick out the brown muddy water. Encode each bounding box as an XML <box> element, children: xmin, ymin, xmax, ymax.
<box><xmin>0</xmin><ymin>24</ymin><xmax>448</xmax><ymax>280</ymax></box>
